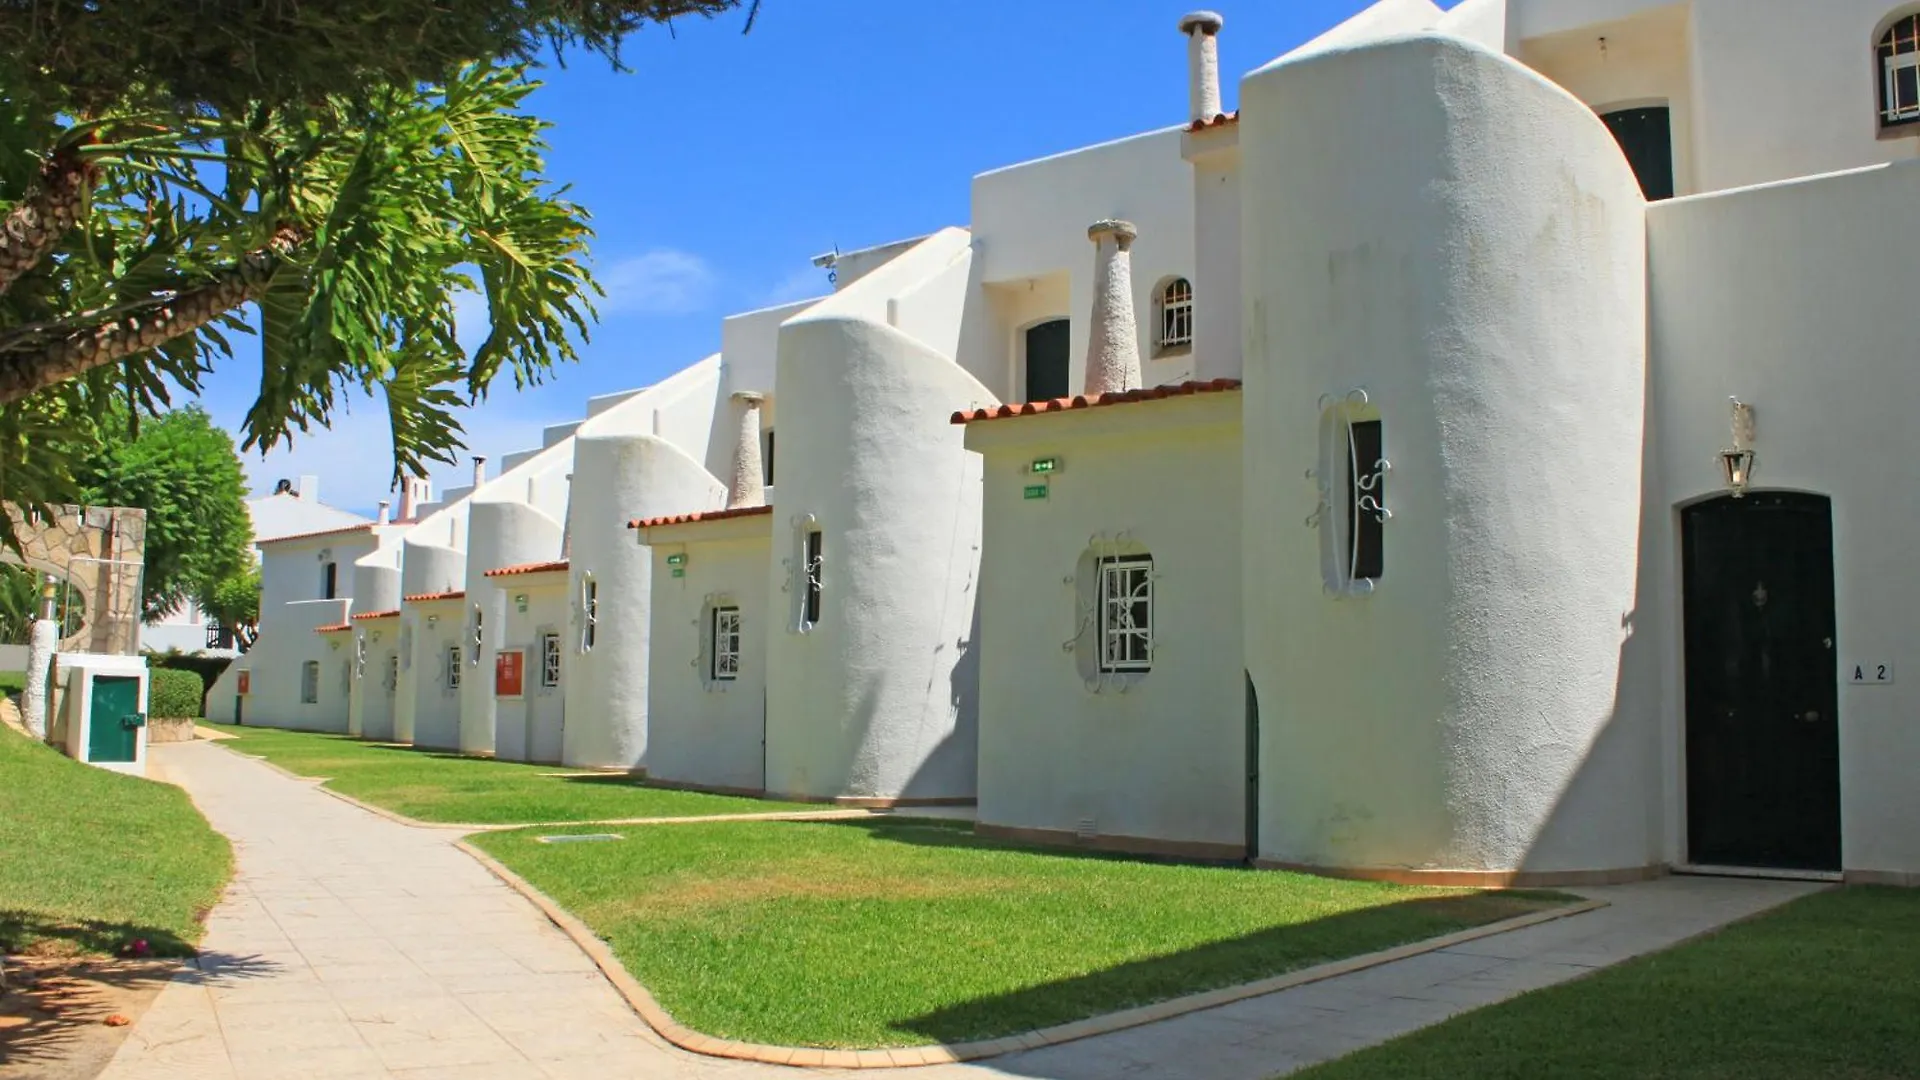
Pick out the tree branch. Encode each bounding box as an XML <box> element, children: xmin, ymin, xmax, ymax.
<box><xmin>0</xmin><ymin>146</ymin><xmax>95</xmax><ymax>297</ymax></box>
<box><xmin>0</xmin><ymin>227</ymin><xmax>304</xmax><ymax>406</ymax></box>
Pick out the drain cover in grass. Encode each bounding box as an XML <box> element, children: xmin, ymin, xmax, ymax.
<box><xmin>534</xmin><ymin>833</ymin><xmax>624</xmax><ymax>844</ymax></box>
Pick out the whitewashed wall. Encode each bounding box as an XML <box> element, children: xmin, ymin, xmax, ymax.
<box><xmin>404</xmin><ymin>597</ymin><xmax>467</xmax><ymax>750</ymax></box>
<box><xmin>764</xmin><ymin>312</ymin><xmax>990</xmax><ymax>803</ymax></box>
<box><xmin>349</xmin><ymin>617</ymin><xmax>401</xmax><ymax>741</ymax></box>
<box><xmin>970</xmin><ymin>395</ymin><xmax>1245</xmax><ymax>855</ymax></box>
<box><xmin>642</xmin><ymin>516</ymin><xmax>772</xmax><ymax>793</ymax></box>
<box><xmin>458</xmin><ymin>500</ymin><xmax>566</xmax><ymax>755</ymax></box>
<box><xmin>1242</xmin><ymin>34</ymin><xmax>1655</xmax><ymax>880</ymax></box>
<box><xmin>1647</xmin><ymin>159</ymin><xmax>1920</xmax><ymax>879</ymax></box>
<box><xmin>964</xmin><ymin>132</ymin><xmax>1196</xmax><ymax>398</ymax></box>
<box><xmin>492</xmin><ymin>574</ymin><xmax>569</xmax><ymax>764</ymax></box>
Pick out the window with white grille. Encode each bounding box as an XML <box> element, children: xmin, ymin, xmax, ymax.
<box><xmin>1158</xmin><ymin>278</ymin><xmax>1194</xmax><ymax>353</ymax></box>
<box><xmin>385</xmin><ymin>654</ymin><xmax>399</xmax><ymax>695</ymax></box>
<box><xmin>711</xmin><ymin>607</ymin><xmax>741</xmax><ymax>681</ymax></box>
<box><xmin>580</xmin><ymin>577</ymin><xmax>598</xmax><ymax>652</ymax></box>
<box><xmin>1098</xmin><ymin>556</ymin><xmax>1153</xmax><ymax>673</ymax></box>
<box><xmin>1312</xmin><ymin>392</ymin><xmax>1390</xmax><ymax>595</ymax></box>
<box><xmin>1881</xmin><ymin>15</ymin><xmax>1920</xmax><ymax>126</ymax></box>
<box><xmin>447</xmin><ymin>646</ymin><xmax>463</xmax><ymax>689</ymax></box>
<box><xmin>300</xmin><ymin>660</ymin><xmax>320</xmax><ymax>704</ymax></box>
<box><xmin>803</xmin><ymin>529</ymin><xmax>823</xmax><ymax>626</ymax></box>
<box><xmin>471</xmin><ymin>606</ymin><xmax>484</xmax><ymax>663</ymax></box>
<box><xmin>540</xmin><ymin>632</ymin><xmax>562</xmax><ymax>688</ymax></box>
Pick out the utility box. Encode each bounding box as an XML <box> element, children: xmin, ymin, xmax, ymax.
<box><xmin>52</xmin><ymin>653</ymin><xmax>151</xmax><ymax>776</ymax></box>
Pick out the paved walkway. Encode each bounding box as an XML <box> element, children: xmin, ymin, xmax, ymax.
<box><xmin>104</xmin><ymin>741</ymin><xmax>1823</xmax><ymax>1080</ymax></box>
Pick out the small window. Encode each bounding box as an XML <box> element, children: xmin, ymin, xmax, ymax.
<box><xmin>471</xmin><ymin>606</ymin><xmax>484</xmax><ymax>662</ymax></box>
<box><xmin>763</xmin><ymin>429</ymin><xmax>776</xmax><ymax>486</ymax></box>
<box><xmin>1881</xmin><ymin>15</ymin><xmax>1920</xmax><ymax>127</ymax></box>
<box><xmin>1157</xmin><ymin>278</ymin><xmax>1194</xmax><ymax>353</ymax></box>
<box><xmin>540</xmin><ymin>632</ymin><xmax>562</xmax><ymax>688</ymax></box>
<box><xmin>580</xmin><ymin>577</ymin><xmax>598</xmax><ymax>652</ymax></box>
<box><xmin>447</xmin><ymin>646</ymin><xmax>463</xmax><ymax>689</ymax></box>
<box><xmin>385</xmin><ymin>654</ymin><xmax>399</xmax><ymax>694</ymax></box>
<box><xmin>1345</xmin><ymin>419</ymin><xmax>1387</xmax><ymax>583</ymax></box>
<box><xmin>321</xmin><ymin>562</ymin><xmax>338</xmax><ymax>600</ymax></box>
<box><xmin>300</xmin><ymin>660</ymin><xmax>320</xmax><ymax>704</ymax></box>
<box><xmin>803</xmin><ymin>529</ymin><xmax>823</xmax><ymax>626</ymax></box>
<box><xmin>1098</xmin><ymin>557</ymin><xmax>1153</xmax><ymax>673</ymax></box>
<box><xmin>711</xmin><ymin>607</ymin><xmax>741</xmax><ymax>681</ymax></box>
<box><xmin>354</xmin><ymin>634</ymin><xmax>367</xmax><ymax>676</ymax></box>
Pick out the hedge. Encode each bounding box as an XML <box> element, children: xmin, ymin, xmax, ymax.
<box><xmin>143</xmin><ymin>652</ymin><xmax>235</xmax><ymax>716</ymax></box>
<box><xmin>148</xmin><ymin>669</ymin><xmax>206</xmax><ymax>720</ymax></box>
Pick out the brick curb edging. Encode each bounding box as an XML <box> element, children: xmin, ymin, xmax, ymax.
<box><xmin>457</xmin><ymin>837</ymin><xmax>1610</xmax><ymax>1070</ymax></box>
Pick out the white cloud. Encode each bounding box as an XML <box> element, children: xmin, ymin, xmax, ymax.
<box><xmin>596</xmin><ymin>249</ymin><xmax>719</xmax><ymax>316</ymax></box>
<box><xmin>763</xmin><ymin>265</ymin><xmax>831</xmax><ymax>307</ymax></box>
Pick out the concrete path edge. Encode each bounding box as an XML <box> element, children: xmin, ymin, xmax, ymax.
<box><xmin>455</xmin><ymin>838</ymin><xmax>1610</xmax><ymax>1070</ymax></box>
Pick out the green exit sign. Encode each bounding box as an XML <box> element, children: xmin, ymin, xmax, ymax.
<box><xmin>670</xmin><ymin>567</ymin><xmax>686</xmax><ymax>578</ymax></box>
<box><xmin>666</xmin><ymin>553</ymin><xmax>686</xmax><ymax>567</ymax></box>
<box><xmin>1023</xmin><ymin>484</ymin><xmax>1049</xmax><ymax>501</ymax></box>
<box><xmin>1030</xmin><ymin>456</ymin><xmax>1059</xmax><ymax>474</ymax></box>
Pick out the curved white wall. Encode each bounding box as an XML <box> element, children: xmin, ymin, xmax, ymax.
<box><xmin>562</xmin><ymin>433</ymin><xmax>726</xmax><ymax>768</ymax></box>
<box><xmin>1241</xmin><ymin>34</ymin><xmax>1654</xmax><ymax>879</ymax></box>
<box><xmin>458</xmin><ymin>501</ymin><xmax>565</xmax><ymax>754</ymax></box>
<box><xmin>764</xmin><ymin>316</ymin><xmax>989</xmax><ymax>802</ymax></box>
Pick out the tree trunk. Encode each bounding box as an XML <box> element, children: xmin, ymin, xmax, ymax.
<box><xmin>0</xmin><ymin>228</ymin><xmax>301</xmax><ymax>406</ymax></box>
<box><xmin>0</xmin><ymin>147</ymin><xmax>93</xmax><ymax>297</ymax></box>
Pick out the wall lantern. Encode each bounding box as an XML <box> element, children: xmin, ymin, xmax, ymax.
<box><xmin>1717</xmin><ymin>397</ymin><xmax>1757</xmax><ymax>498</ymax></box>
<box><xmin>426</xmin><ymin>614</ymin><xmax>439</xmax><ymax>627</ymax></box>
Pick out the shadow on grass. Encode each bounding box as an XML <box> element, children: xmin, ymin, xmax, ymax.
<box><xmin>0</xmin><ymin>912</ymin><xmax>201</xmax><ymax>960</ymax></box>
<box><xmin>0</xmin><ymin>948</ymin><xmax>280</xmax><ymax>1075</ymax></box>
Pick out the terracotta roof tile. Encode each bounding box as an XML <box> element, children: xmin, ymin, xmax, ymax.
<box><xmin>256</xmin><ymin>523</ymin><xmax>375</xmax><ymax>546</ymax></box>
<box><xmin>951</xmin><ymin>379</ymin><xmax>1242</xmax><ymax>425</ymax></box>
<box><xmin>628</xmin><ymin>505</ymin><xmax>775</xmax><ymax>530</ymax></box>
<box><xmin>1188</xmin><ymin>111</ymin><xmax>1240</xmax><ymax>132</ymax></box>
<box><xmin>314</xmin><ymin>623</ymin><xmax>353</xmax><ymax>634</ymax></box>
<box><xmin>483</xmin><ymin>560</ymin><xmax>570</xmax><ymax>578</ymax></box>
<box><xmin>350</xmin><ymin>609</ymin><xmax>401</xmax><ymax>621</ymax></box>
<box><xmin>402</xmin><ymin>590</ymin><xmax>466</xmax><ymax>603</ymax></box>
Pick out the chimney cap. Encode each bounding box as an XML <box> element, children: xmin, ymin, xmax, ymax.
<box><xmin>1087</xmin><ymin>219</ymin><xmax>1139</xmax><ymax>243</ymax></box>
<box><xmin>731</xmin><ymin>390</ymin><xmax>767</xmax><ymax>406</ymax></box>
<box><xmin>1178</xmin><ymin>10</ymin><xmax>1223</xmax><ymax>35</ymax></box>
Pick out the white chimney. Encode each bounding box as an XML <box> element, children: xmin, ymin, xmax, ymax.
<box><xmin>471</xmin><ymin>456</ymin><xmax>487</xmax><ymax>488</ymax></box>
<box><xmin>1180</xmin><ymin>11</ymin><xmax>1226</xmax><ymax>125</ymax></box>
<box><xmin>1084</xmin><ymin>219</ymin><xmax>1142</xmax><ymax>395</ymax></box>
<box><xmin>398</xmin><ymin>475</ymin><xmax>424</xmax><ymax>521</ymax></box>
<box><xmin>377</xmin><ymin>500</ymin><xmax>391</xmax><ymax>525</ymax></box>
<box><xmin>727</xmin><ymin>392</ymin><xmax>768</xmax><ymax>510</ymax></box>
<box><xmin>297</xmin><ymin>474</ymin><xmax>320</xmax><ymax>503</ymax></box>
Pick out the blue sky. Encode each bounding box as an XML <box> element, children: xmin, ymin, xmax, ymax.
<box><xmin>200</xmin><ymin>0</ymin><xmax>1425</xmax><ymax>513</ymax></box>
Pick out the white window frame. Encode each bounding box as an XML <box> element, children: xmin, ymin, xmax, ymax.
<box><xmin>1883</xmin><ymin>15</ymin><xmax>1920</xmax><ymax>126</ymax></box>
<box><xmin>711</xmin><ymin>606</ymin><xmax>741</xmax><ymax>681</ymax></box>
<box><xmin>300</xmin><ymin>660</ymin><xmax>320</xmax><ymax>704</ymax></box>
<box><xmin>540</xmin><ymin>631</ymin><xmax>562</xmax><ymax>688</ymax></box>
<box><xmin>1313</xmin><ymin>391</ymin><xmax>1390</xmax><ymax>597</ymax></box>
<box><xmin>1158</xmin><ymin>278</ymin><xmax>1194</xmax><ymax>353</ymax></box>
<box><xmin>447</xmin><ymin>645</ymin><xmax>463</xmax><ymax>690</ymax></box>
<box><xmin>579</xmin><ymin>576</ymin><xmax>598</xmax><ymax>653</ymax></box>
<box><xmin>1097</xmin><ymin>556</ymin><xmax>1154</xmax><ymax>674</ymax></box>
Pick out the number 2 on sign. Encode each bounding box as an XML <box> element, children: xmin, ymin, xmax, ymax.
<box><xmin>1849</xmin><ymin>662</ymin><xmax>1894</xmax><ymax>685</ymax></box>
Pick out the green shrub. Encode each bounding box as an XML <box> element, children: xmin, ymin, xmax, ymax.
<box><xmin>148</xmin><ymin>669</ymin><xmax>205</xmax><ymax>719</ymax></box>
<box><xmin>143</xmin><ymin>651</ymin><xmax>234</xmax><ymax>703</ymax></box>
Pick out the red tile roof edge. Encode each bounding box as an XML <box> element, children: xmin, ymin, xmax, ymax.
<box><xmin>402</xmin><ymin>590</ymin><xmax>467</xmax><ymax>603</ymax></box>
<box><xmin>256</xmin><ymin>523</ymin><xmax>375</xmax><ymax>546</ymax></box>
<box><xmin>350</xmin><ymin>609</ymin><xmax>401</xmax><ymax>621</ymax></box>
<box><xmin>951</xmin><ymin>379</ymin><xmax>1243</xmax><ymax>425</ymax></box>
<box><xmin>314</xmin><ymin>623</ymin><xmax>353</xmax><ymax>634</ymax></box>
<box><xmin>628</xmin><ymin>505</ymin><xmax>775</xmax><ymax>530</ymax></box>
<box><xmin>1188</xmin><ymin>111</ymin><xmax>1240</xmax><ymax>132</ymax></box>
<box><xmin>483</xmin><ymin>560</ymin><xmax>570</xmax><ymax>579</ymax></box>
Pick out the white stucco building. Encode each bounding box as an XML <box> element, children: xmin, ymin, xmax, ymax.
<box><xmin>234</xmin><ymin>0</ymin><xmax>1920</xmax><ymax>884</ymax></box>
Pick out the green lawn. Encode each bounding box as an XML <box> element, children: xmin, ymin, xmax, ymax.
<box><xmin>0</xmin><ymin>726</ymin><xmax>231</xmax><ymax>957</ymax></box>
<box><xmin>472</xmin><ymin>818</ymin><xmax>1568</xmax><ymax>1049</ymax></box>
<box><xmin>1297</xmin><ymin>886</ymin><xmax>1920</xmax><ymax>1080</ymax></box>
<box><xmin>0</xmin><ymin>669</ymin><xmax>25</xmax><ymax>695</ymax></box>
<box><xmin>202</xmin><ymin>723</ymin><xmax>813</xmax><ymax>824</ymax></box>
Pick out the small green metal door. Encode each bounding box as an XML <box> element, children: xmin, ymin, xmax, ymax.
<box><xmin>88</xmin><ymin>675</ymin><xmax>143</xmax><ymax>763</ymax></box>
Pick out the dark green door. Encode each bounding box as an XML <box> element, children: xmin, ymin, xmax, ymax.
<box><xmin>88</xmin><ymin>675</ymin><xmax>143</xmax><ymax>763</ymax></box>
<box><xmin>1023</xmin><ymin>319</ymin><xmax>1070</xmax><ymax>402</ymax></box>
<box><xmin>1601</xmin><ymin>106</ymin><xmax>1675</xmax><ymax>201</ymax></box>
<box><xmin>1682</xmin><ymin>493</ymin><xmax>1840</xmax><ymax>871</ymax></box>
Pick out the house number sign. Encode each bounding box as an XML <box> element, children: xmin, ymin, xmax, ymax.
<box><xmin>1848</xmin><ymin>662</ymin><xmax>1894</xmax><ymax>685</ymax></box>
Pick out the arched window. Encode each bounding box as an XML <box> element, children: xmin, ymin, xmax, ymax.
<box><xmin>1156</xmin><ymin>278</ymin><xmax>1194</xmax><ymax>354</ymax></box>
<box><xmin>1879</xmin><ymin>14</ymin><xmax>1920</xmax><ymax>128</ymax></box>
